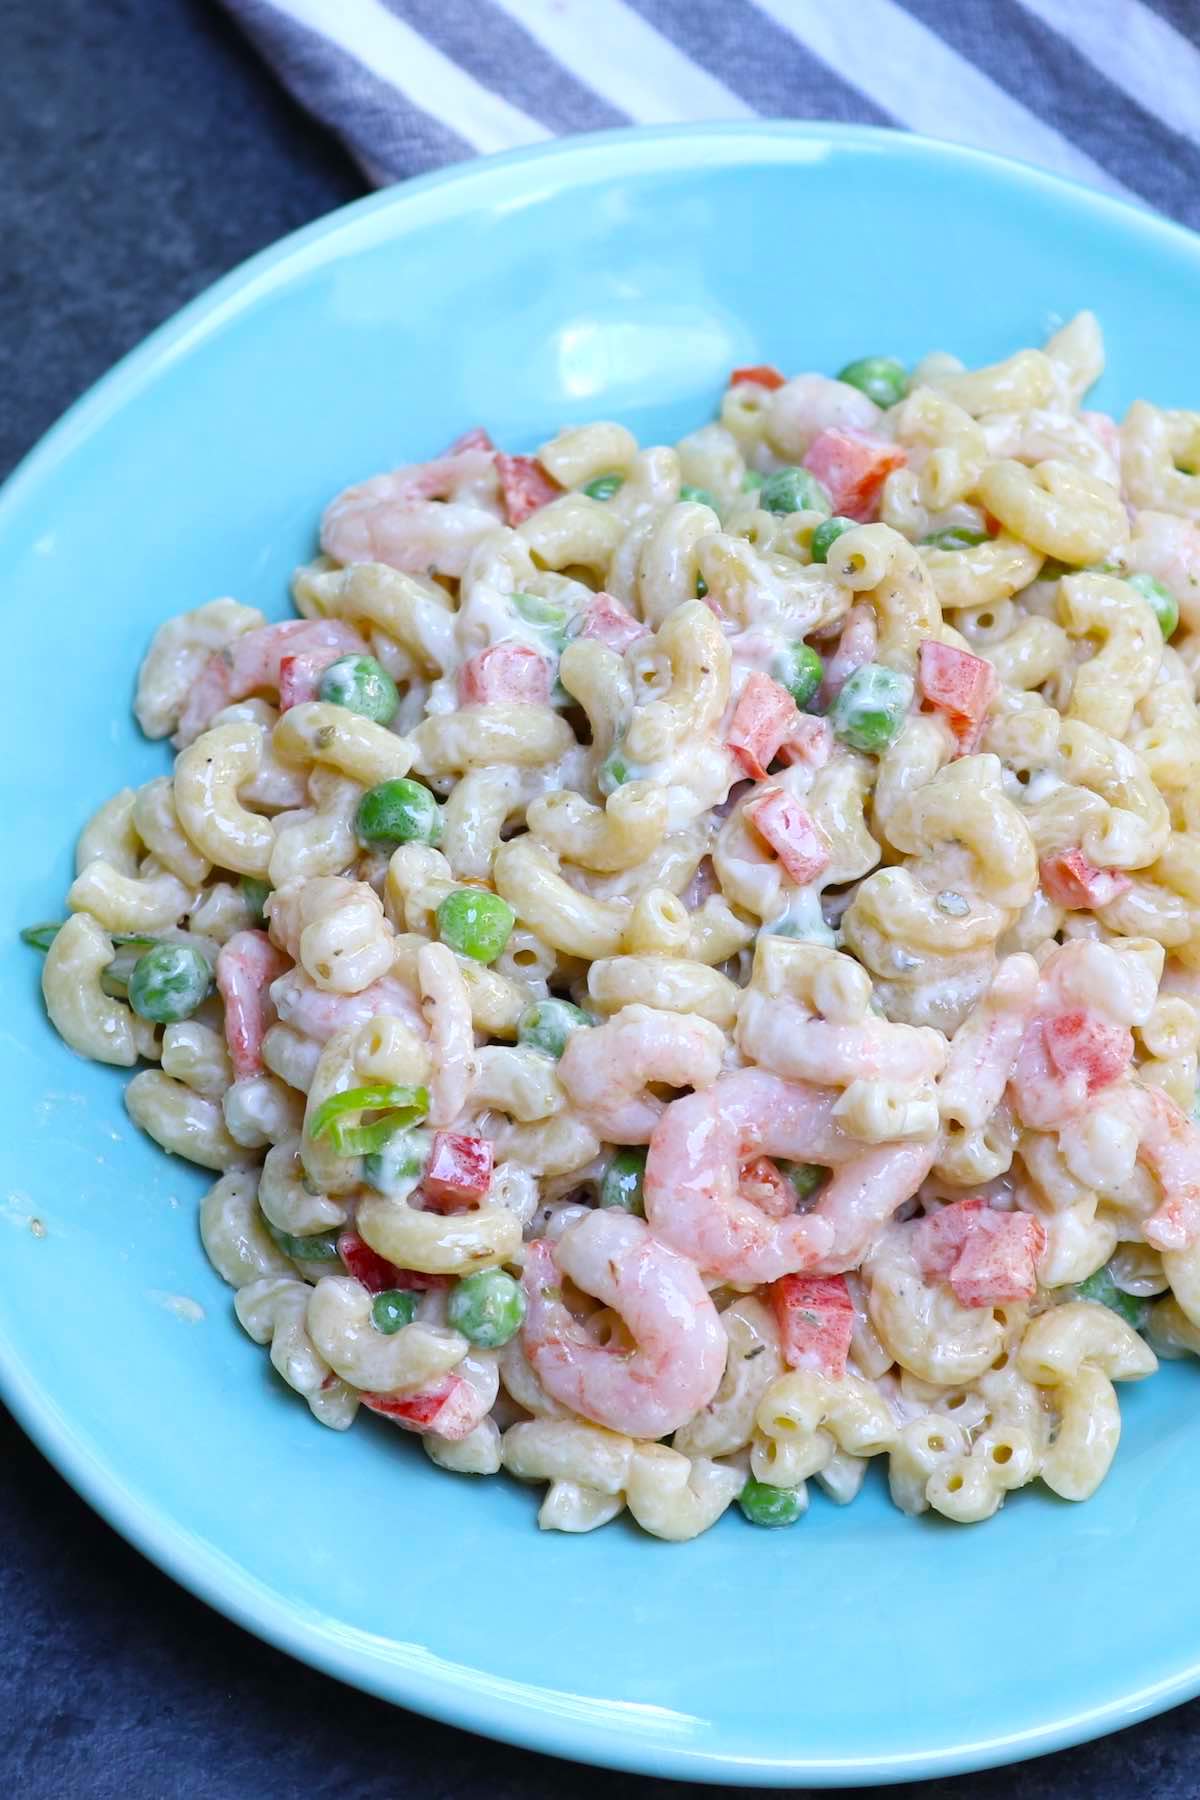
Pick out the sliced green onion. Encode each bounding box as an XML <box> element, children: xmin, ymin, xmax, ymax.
<box><xmin>583</xmin><ymin>473</ymin><xmax>623</xmax><ymax>502</ymax></box>
<box><xmin>21</xmin><ymin>923</ymin><xmax>63</xmax><ymax>951</ymax></box>
<box><xmin>921</xmin><ymin>528</ymin><xmax>990</xmax><ymax>551</ymax></box>
<box><xmin>309</xmin><ymin>1083</ymin><xmax>429</xmax><ymax>1155</ymax></box>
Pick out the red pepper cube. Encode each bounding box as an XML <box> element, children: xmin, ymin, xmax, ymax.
<box><xmin>739</xmin><ymin>1156</ymin><xmax>797</xmax><ymax>1221</ymax></box>
<box><xmin>423</xmin><ymin>1132</ymin><xmax>494</xmax><ymax>1212</ymax></box>
<box><xmin>458</xmin><ymin>642</ymin><xmax>551</xmax><ymax>706</ymax></box>
<box><xmin>495</xmin><ymin>452</ymin><xmax>561</xmax><ymax>525</ymax></box>
<box><xmin>578</xmin><ymin>591</ymin><xmax>648</xmax><ymax>653</ymax></box>
<box><xmin>729</xmin><ymin>363</ymin><xmax>786</xmax><ymax>391</ymax></box>
<box><xmin>336</xmin><ymin>1231</ymin><xmax>451</xmax><ymax>1292</ymax></box>
<box><xmin>801</xmin><ymin>428</ymin><xmax>906</xmax><ymax>523</ymax></box>
<box><xmin>743</xmin><ymin>786</ymin><xmax>831</xmax><ymax>886</ymax></box>
<box><xmin>1039</xmin><ymin>848</ymin><xmax>1133</xmax><ymax>911</ymax></box>
<box><xmin>726</xmin><ymin>673</ymin><xmax>802</xmax><ymax>781</ymax></box>
<box><xmin>361</xmin><ymin>1374</ymin><xmax>482</xmax><ymax>1440</ymax></box>
<box><xmin>917</xmin><ymin>639</ymin><xmax>999</xmax><ymax>753</ymax></box>
<box><xmin>1042</xmin><ymin>1009</ymin><xmax>1133</xmax><ymax>1095</ymax></box>
<box><xmin>771</xmin><ymin>1273</ymin><xmax>854</xmax><ymax>1378</ymax></box>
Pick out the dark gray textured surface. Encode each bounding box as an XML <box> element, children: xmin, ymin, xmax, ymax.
<box><xmin>1</xmin><ymin>3</ymin><xmax>1198</xmax><ymax>1794</ymax></box>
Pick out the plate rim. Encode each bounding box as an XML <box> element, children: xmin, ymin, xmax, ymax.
<box><xmin>4</xmin><ymin>117</ymin><xmax>1200</xmax><ymax>1785</ymax></box>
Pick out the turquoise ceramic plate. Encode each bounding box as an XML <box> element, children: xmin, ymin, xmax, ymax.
<box><xmin>3</xmin><ymin>123</ymin><xmax>1200</xmax><ymax>1786</ymax></box>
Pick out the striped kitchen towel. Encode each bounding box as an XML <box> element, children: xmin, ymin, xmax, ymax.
<box><xmin>221</xmin><ymin>0</ymin><xmax>1200</xmax><ymax>226</ymax></box>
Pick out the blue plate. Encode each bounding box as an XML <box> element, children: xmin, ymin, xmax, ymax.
<box><xmin>3</xmin><ymin>123</ymin><xmax>1200</xmax><ymax>1786</ymax></box>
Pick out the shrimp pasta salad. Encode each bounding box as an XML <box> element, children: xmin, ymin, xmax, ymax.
<box><xmin>25</xmin><ymin>312</ymin><xmax>1200</xmax><ymax>1542</ymax></box>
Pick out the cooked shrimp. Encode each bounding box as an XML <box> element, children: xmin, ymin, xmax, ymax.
<box><xmin>1008</xmin><ymin>941</ymin><xmax>1143</xmax><ymax>1131</ymax></box>
<box><xmin>644</xmin><ymin>1067</ymin><xmax>935</xmax><ymax>1283</ymax></box>
<box><xmin>1120</xmin><ymin>1082</ymin><xmax>1200</xmax><ymax>1252</ymax></box>
<box><xmin>269</xmin><ymin>968</ymin><xmax>424</xmax><ymax>1044</ymax></box>
<box><xmin>176</xmin><ymin>618</ymin><xmax>366</xmax><ymax>745</ymax></box>
<box><xmin>1129</xmin><ymin>509</ymin><xmax>1200</xmax><ymax>630</ymax></box>
<box><xmin>816</xmin><ymin>602</ymin><xmax>877</xmax><ymax>708</ymax></box>
<box><xmin>556</xmin><ymin>1005</ymin><xmax>726</xmax><ymax>1144</ymax></box>
<box><xmin>418</xmin><ymin>942</ymin><xmax>477</xmax><ymax>1127</ymax></box>
<box><xmin>215</xmin><ymin>928</ymin><xmax>290</xmax><ymax>1079</ymax></box>
<box><xmin>766</xmin><ymin>373</ymin><xmax>882</xmax><ymax>460</ymax></box>
<box><xmin>520</xmin><ymin>1210</ymin><xmax>726</xmax><ymax>1438</ymax></box>
<box><xmin>321</xmin><ymin>449</ymin><xmax>502</xmax><ymax>578</ymax></box>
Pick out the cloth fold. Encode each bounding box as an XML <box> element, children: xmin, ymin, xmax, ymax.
<box><xmin>219</xmin><ymin>0</ymin><xmax>1200</xmax><ymax>227</ymax></box>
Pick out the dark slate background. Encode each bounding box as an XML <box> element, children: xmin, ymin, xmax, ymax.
<box><xmin>2</xmin><ymin>2</ymin><xmax>1198</xmax><ymax>1794</ymax></box>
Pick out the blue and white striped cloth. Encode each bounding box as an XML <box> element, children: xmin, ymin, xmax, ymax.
<box><xmin>221</xmin><ymin>0</ymin><xmax>1200</xmax><ymax>226</ymax></box>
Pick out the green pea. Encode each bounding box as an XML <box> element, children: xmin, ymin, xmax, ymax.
<box><xmin>738</xmin><ymin>1477</ymin><xmax>806</xmax><ymax>1528</ymax></box>
<box><xmin>600</xmin><ymin>1147</ymin><xmax>647</xmax><ymax>1216</ymax></box>
<box><xmin>318</xmin><ymin>653</ymin><xmax>399</xmax><ymax>725</ymax></box>
<box><xmin>512</xmin><ymin>591</ymin><xmax>568</xmax><ymax>634</ymax></box>
<box><xmin>679</xmin><ymin>484</ymin><xmax>718</xmax><ymax>511</ymax></box>
<box><xmin>1074</xmin><ymin>1263</ymin><xmax>1148</xmax><ymax>1330</ymax></box>
<box><xmin>267</xmin><ymin>1223</ymin><xmax>341</xmax><ymax>1263</ymax></box>
<box><xmin>921</xmin><ymin>527</ymin><xmax>990</xmax><ymax>551</ymax></box>
<box><xmin>836</xmin><ymin>355</ymin><xmax>908</xmax><ymax>409</ymax></box>
<box><xmin>598</xmin><ymin>749</ymin><xmax>636</xmax><ymax>795</ymax></box>
<box><xmin>127</xmin><ymin>943</ymin><xmax>212</xmax><ymax>1023</ymax></box>
<box><xmin>828</xmin><ymin>663</ymin><xmax>913</xmax><ymax>754</ymax></box>
<box><xmin>363</xmin><ymin>1128</ymin><xmax>430</xmax><ymax>1197</ymax></box>
<box><xmin>1128</xmin><ymin>571</ymin><xmax>1179</xmax><ymax>640</ymax></box>
<box><xmin>810</xmin><ymin>515</ymin><xmax>856</xmax><ymax>564</ymax></box>
<box><xmin>583</xmin><ymin>474</ymin><xmax>623</xmax><ymax>502</ymax></box>
<box><xmin>436</xmin><ymin>888</ymin><xmax>515</xmax><ymax>964</ymax></box>
<box><xmin>240</xmin><ymin>876</ymin><xmax>271</xmax><ymax>927</ymax></box>
<box><xmin>759</xmin><ymin>467</ymin><xmax>832</xmax><ymax>518</ymax></box>
<box><xmin>741</xmin><ymin>470</ymin><xmax>765</xmax><ymax>492</ymax></box>
<box><xmin>773</xmin><ymin>642</ymin><xmax>823</xmax><ymax>709</ymax></box>
<box><xmin>447</xmin><ymin>1268</ymin><xmax>526</xmax><ymax>1348</ymax></box>
<box><xmin>781</xmin><ymin>1162</ymin><xmax>825</xmax><ymax>1203</ymax></box>
<box><xmin>356</xmin><ymin>777</ymin><xmax>442</xmax><ymax>848</ymax></box>
<box><xmin>695</xmin><ymin>575</ymin><xmax>709</xmax><ymax>599</ymax></box>
<box><xmin>372</xmin><ymin>1289</ymin><xmax>418</xmax><ymax>1334</ymax></box>
<box><xmin>518</xmin><ymin>999</ymin><xmax>590</xmax><ymax>1059</ymax></box>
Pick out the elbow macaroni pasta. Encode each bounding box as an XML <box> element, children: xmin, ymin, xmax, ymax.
<box><xmin>28</xmin><ymin>311</ymin><xmax>1200</xmax><ymax>1540</ymax></box>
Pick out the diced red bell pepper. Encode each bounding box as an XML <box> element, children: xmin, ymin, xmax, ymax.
<box><xmin>1042</xmin><ymin>1009</ymin><xmax>1132</xmax><ymax>1094</ymax></box>
<box><xmin>1039</xmin><ymin>849</ymin><xmax>1133</xmax><ymax>911</ymax></box>
<box><xmin>496</xmin><ymin>453</ymin><xmax>561</xmax><ymax>525</ymax></box>
<box><xmin>771</xmin><ymin>1273</ymin><xmax>855</xmax><ymax>1378</ymax></box>
<box><xmin>458</xmin><ymin>642</ymin><xmax>552</xmax><ymax>705</ymax></box>
<box><xmin>743</xmin><ymin>786</ymin><xmax>831</xmax><ymax>886</ymax></box>
<box><xmin>726</xmin><ymin>673</ymin><xmax>802</xmax><ymax>781</ymax></box>
<box><xmin>777</xmin><ymin>713</ymin><xmax>833</xmax><ymax>769</ymax></box>
<box><xmin>578</xmin><ymin>590</ymin><xmax>648</xmax><ymax>653</ymax></box>
<box><xmin>361</xmin><ymin>1375</ymin><xmax>483</xmax><ymax>1441</ymax></box>
<box><xmin>739</xmin><ymin>1156</ymin><xmax>797</xmax><ymax>1221</ymax></box>
<box><xmin>445</xmin><ymin>425</ymin><xmax>495</xmax><ymax>455</ymax></box>
<box><xmin>729</xmin><ymin>363</ymin><xmax>786</xmax><ymax>391</ymax></box>
<box><xmin>917</xmin><ymin>639</ymin><xmax>999</xmax><ymax>754</ymax></box>
<box><xmin>801</xmin><ymin>427</ymin><xmax>906</xmax><ymax>523</ymax></box>
<box><xmin>215</xmin><ymin>929</ymin><xmax>290</xmax><ymax>1080</ymax></box>
<box><xmin>423</xmin><ymin>1131</ymin><xmax>494</xmax><ymax>1212</ymax></box>
<box><xmin>914</xmin><ymin>1199</ymin><xmax>1045</xmax><ymax>1308</ymax></box>
<box><xmin>336</xmin><ymin>1231</ymin><xmax>451</xmax><ymax>1293</ymax></box>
